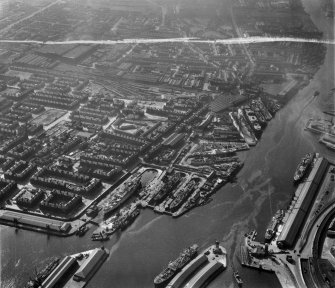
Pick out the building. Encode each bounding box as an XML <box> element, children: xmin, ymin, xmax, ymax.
<box><xmin>162</xmin><ymin>133</ymin><xmax>185</xmax><ymax>148</ymax></box>
<box><xmin>73</xmin><ymin>248</ymin><xmax>108</xmax><ymax>282</ymax></box>
<box><xmin>40</xmin><ymin>256</ymin><xmax>77</xmax><ymax>288</ymax></box>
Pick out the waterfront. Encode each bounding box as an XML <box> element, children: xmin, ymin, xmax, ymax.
<box><xmin>1</xmin><ymin>2</ymin><xmax>335</xmax><ymax>288</ymax></box>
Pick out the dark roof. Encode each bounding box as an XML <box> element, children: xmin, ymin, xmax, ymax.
<box><xmin>162</xmin><ymin>133</ymin><xmax>184</xmax><ymax>146</ymax></box>
<box><xmin>210</xmin><ymin>94</ymin><xmax>247</xmax><ymax>113</ymax></box>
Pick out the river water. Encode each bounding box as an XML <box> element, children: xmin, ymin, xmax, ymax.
<box><xmin>1</xmin><ymin>1</ymin><xmax>334</xmax><ymax>288</ymax></box>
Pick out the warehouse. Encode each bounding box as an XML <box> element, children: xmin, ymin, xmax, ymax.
<box><xmin>73</xmin><ymin>247</ymin><xmax>108</xmax><ymax>282</ymax></box>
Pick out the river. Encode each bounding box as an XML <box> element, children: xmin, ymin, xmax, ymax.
<box><xmin>1</xmin><ymin>1</ymin><xmax>334</xmax><ymax>288</ymax></box>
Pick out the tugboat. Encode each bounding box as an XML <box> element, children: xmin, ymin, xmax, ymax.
<box><xmin>233</xmin><ymin>271</ymin><xmax>243</xmax><ymax>287</ymax></box>
<box><xmin>91</xmin><ymin>231</ymin><xmax>110</xmax><ymax>241</ymax></box>
<box><xmin>76</xmin><ymin>225</ymin><xmax>89</xmax><ymax>237</ymax></box>
<box><xmin>293</xmin><ymin>153</ymin><xmax>315</xmax><ymax>183</ymax></box>
<box><xmin>154</xmin><ymin>244</ymin><xmax>198</xmax><ymax>287</ymax></box>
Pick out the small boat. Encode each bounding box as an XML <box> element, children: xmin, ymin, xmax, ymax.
<box><xmin>91</xmin><ymin>232</ymin><xmax>109</xmax><ymax>241</ymax></box>
<box><xmin>76</xmin><ymin>225</ymin><xmax>89</xmax><ymax>237</ymax></box>
<box><xmin>233</xmin><ymin>271</ymin><xmax>243</xmax><ymax>287</ymax></box>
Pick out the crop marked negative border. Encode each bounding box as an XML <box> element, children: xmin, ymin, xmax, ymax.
<box><xmin>0</xmin><ymin>36</ymin><xmax>335</xmax><ymax>45</ymax></box>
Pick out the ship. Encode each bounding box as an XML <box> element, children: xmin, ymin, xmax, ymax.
<box><xmin>154</xmin><ymin>244</ymin><xmax>199</xmax><ymax>288</ymax></box>
<box><xmin>103</xmin><ymin>178</ymin><xmax>142</xmax><ymax>218</ymax></box>
<box><xmin>91</xmin><ymin>231</ymin><xmax>110</xmax><ymax>241</ymax></box>
<box><xmin>169</xmin><ymin>180</ymin><xmax>196</xmax><ymax>212</ymax></box>
<box><xmin>151</xmin><ymin>174</ymin><xmax>182</xmax><ymax>204</ymax></box>
<box><xmin>243</xmin><ymin>107</ymin><xmax>263</xmax><ymax>138</ymax></box>
<box><xmin>118</xmin><ymin>207</ymin><xmax>140</xmax><ymax>231</ymax></box>
<box><xmin>25</xmin><ymin>257</ymin><xmax>60</xmax><ymax>288</ymax></box>
<box><xmin>233</xmin><ymin>271</ymin><xmax>243</xmax><ymax>287</ymax></box>
<box><xmin>165</xmin><ymin>241</ymin><xmax>227</xmax><ymax>288</ymax></box>
<box><xmin>293</xmin><ymin>153</ymin><xmax>315</xmax><ymax>183</ymax></box>
<box><xmin>264</xmin><ymin>209</ymin><xmax>284</xmax><ymax>242</ymax></box>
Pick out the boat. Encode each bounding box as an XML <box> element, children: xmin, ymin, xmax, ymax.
<box><xmin>154</xmin><ymin>244</ymin><xmax>199</xmax><ymax>287</ymax></box>
<box><xmin>103</xmin><ymin>178</ymin><xmax>142</xmax><ymax>218</ymax></box>
<box><xmin>264</xmin><ymin>209</ymin><xmax>284</xmax><ymax>242</ymax></box>
<box><xmin>25</xmin><ymin>257</ymin><xmax>60</xmax><ymax>288</ymax></box>
<box><xmin>76</xmin><ymin>225</ymin><xmax>89</xmax><ymax>237</ymax></box>
<box><xmin>151</xmin><ymin>173</ymin><xmax>182</xmax><ymax>204</ymax></box>
<box><xmin>165</xmin><ymin>241</ymin><xmax>227</xmax><ymax>288</ymax></box>
<box><xmin>91</xmin><ymin>232</ymin><xmax>110</xmax><ymax>241</ymax></box>
<box><xmin>293</xmin><ymin>153</ymin><xmax>315</xmax><ymax>182</ymax></box>
<box><xmin>118</xmin><ymin>207</ymin><xmax>140</xmax><ymax>231</ymax></box>
<box><xmin>233</xmin><ymin>271</ymin><xmax>243</xmax><ymax>287</ymax></box>
<box><xmin>169</xmin><ymin>180</ymin><xmax>196</xmax><ymax>212</ymax></box>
